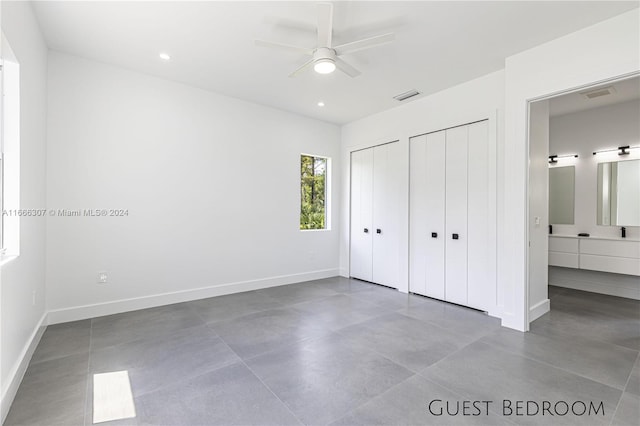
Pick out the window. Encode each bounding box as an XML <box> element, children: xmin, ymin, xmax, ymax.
<box><xmin>1</xmin><ymin>34</ymin><xmax>21</xmax><ymax>257</ymax></box>
<box><xmin>300</xmin><ymin>154</ymin><xmax>329</xmax><ymax>230</ymax></box>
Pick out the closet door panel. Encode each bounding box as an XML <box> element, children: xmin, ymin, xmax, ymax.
<box><xmin>409</xmin><ymin>135</ymin><xmax>428</xmax><ymax>296</ymax></box>
<box><xmin>445</xmin><ymin>126</ymin><xmax>468</xmax><ymax>305</ymax></box>
<box><xmin>467</xmin><ymin>120</ymin><xmax>492</xmax><ymax>310</ymax></box>
<box><xmin>372</xmin><ymin>141</ymin><xmax>402</xmax><ymax>288</ymax></box>
<box><xmin>350</xmin><ymin>148</ymin><xmax>373</xmax><ymax>282</ymax></box>
<box><xmin>424</xmin><ymin>131</ymin><xmax>446</xmax><ymax>299</ymax></box>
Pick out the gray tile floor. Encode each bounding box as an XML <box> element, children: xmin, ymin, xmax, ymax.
<box><xmin>5</xmin><ymin>278</ymin><xmax>640</xmax><ymax>425</ymax></box>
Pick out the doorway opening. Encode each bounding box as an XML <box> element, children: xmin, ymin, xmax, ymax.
<box><xmin>527</xmin><ymin>75</ymin><xmax>640</xmax><ymax>346</ymax></box>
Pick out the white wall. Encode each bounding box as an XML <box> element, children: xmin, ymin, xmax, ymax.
<box><xmin>527</xmin><ymin>100</ymin><xmax>550</xmax><ymax>321</ymax></box>
<box><xmin>617</xmin><ymin>159</ymin><xmax>640</xmax><ymax>226</ymax></box>
<box><xmin>549</xmin><ymin>100</ymin><xmax>640</xmax><ymax>238</ymax></box>
<box><xmin>0</xmin><ymin>1</ymin><xmax>48</xmax><ymax>420</ymax></box>
<box><xmin>503</xmin><ymin>9</ymin><xmax>639</xmax><ymax>331</ymax></box>
<box><xmin>339</xmin><ymin>70</ymin><xmax>503</xmax><ymax>316</ymax></box>
<box><xmin>45</xmin><ymin>52</ymin><xmax>341</xmax><ymax>321</ymax></box>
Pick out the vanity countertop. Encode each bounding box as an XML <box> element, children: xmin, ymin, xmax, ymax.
<box><xmin>549</xmin><ymin>234</ymin><xmax>640</xmax><ymax>242</ymax></box>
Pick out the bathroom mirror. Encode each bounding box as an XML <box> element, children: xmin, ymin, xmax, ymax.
<box><xmin>597</xmin><ymin>159</ymin><xmax>640</xmax><ymax>226</ymax></box>
<box><xmin>549</xmin><ymin>166</ymin><xmax>575</xmax><ymax>225</ymax></box>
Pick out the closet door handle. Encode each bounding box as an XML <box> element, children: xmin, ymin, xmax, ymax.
<box><xmin>364</xmin><ymin>228</ymin><xmax>369</xmax><ymax>233</ymax></box>
<box><xmin>376</xmin><ymin>229</ymin><xmax>382</xmax><ymax>234</ymax></box>
<box><xmin>431</xmin><ymin>232</ymin><xmax>438</xmax><ymax>238</ymax></box>
<box><xmin>452</xmin><ymin>233</ymin><xmax>459</xmax><ymax>240</ymax></box>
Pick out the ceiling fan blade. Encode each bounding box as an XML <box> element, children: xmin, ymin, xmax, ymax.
<box><xmin>255</xmin><ymin>39</ymin><xmax>313</xmax><ymax>55</ymax></box>
<box><xmin>335</xmin><ymin>58</ymin><xmax>361</xmax><ymax>78</ymax></box>
<box><xmin>317</xmin><ymin>2</ymin><xmax>333</xmax><ymax>47</ymax></box>
<box><xmin>289</xmin><ymin>58</ymin><xmax>315</xmax><ymax>78</ymax></box>
<box><xmin>334</xmin><ymin>33</ymin><xmax>395</xmax><ymax>55</ymax></box>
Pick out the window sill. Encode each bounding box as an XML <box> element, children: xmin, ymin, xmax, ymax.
<box><xmin>300</xmin><ymin>228</ymin><xmax>332</xmax><ymax>232</ymax></box>
<box><xmin>0</xmin><ymin>254</ymin><xmax>19</xmax><ymax>267</ymax></box>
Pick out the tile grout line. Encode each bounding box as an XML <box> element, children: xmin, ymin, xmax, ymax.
<box><xmin>199</xmin><ymin>301</ymin><xmax>412</xmax><ymax>426</ymax></box>
<box><xmin>185</xmin><ymin>293</ymin><xmax>284</xmax><ymax>323</ymax></box>
<box><xmin>529</xmin><ymin>319</ymin><xmax>640</xmax><ymax>353</ymax></box>
<box><xmin>468</xmin><ymin>339</ymin><xmax>629</xmax><ymax>396</ymax></box>
<box><xmin>413</xmin><ymin>335</ymin><xmax>605</xmax><ymax>425</ymax></box>
<box><xmin>112</xmin><ymin>321</ymin><xmax>239</xmax><ymax>400</ymax></box>
<box><xmin>324</xmin><ymin>301</ymin><xmax>499</xmax><ymax>375</ymax></box>
<box><xmin>608</xmin><ymin>351</ymin><xmax>640</xmax><ymax>426</ymax></box>
<box><xmin>212</xmin><ymin>333</ymin><xmax>306</xmax><ymax>426</ymax></box>
<box><xmin>421</xmin><ymin>339</ymin><xmax>625</xmax><ymax>423</ymax></box>
<box><xmin>188</xmin><ymin>289</ymin><xmax>347</xmax><ymax>328</ymax></box>
<box><xmin>13</xmin><ymin>281</ymin><xmax>637</xmax><ymax>426</ymax></box>
<box><xmin>239</xmin><ymin>358</ymin><xmax>305</xmax><ymax>426</ymax></box>
<box><xmin>199</xmin><ymin>311</ymin><xmax>334</xmax><ymax>366</ymax></box>
<box><xmin>89</xmin><ymin>307</ymin><xmax>208</xmax><ymax>355</ymax></box>
<box><xmin>479</xmin><ymin>332</ymin><xmax>637</xmax><ymax>392</ymax></box>
<box><xmin>330</xmin><ymin>373</ymin><xmax>419</xmax><ymax>424</ymax></box>
<box><xmin>417</xmin><ymin>376</ymin><xmax>520</xmax><ymax>425</ymax></box>
<box><xmin>330</xmin><ymin>327</ymin><xmax>518</xmax><ymax>425</ymax></box>
<box><xmin>402</xmin><ymin>311</ymin><xmax>498</xmax><ymax>343</ymax></box>
<box><xmin>331</xmin><ymin>322</ymin><xmax>426</xmax><ymax>374</ymax></box>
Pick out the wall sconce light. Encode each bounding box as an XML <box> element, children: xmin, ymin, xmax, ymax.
<box><xmin>548</xmin><ymin>154</ymin><xmax>578</xmax><ymax>164</ymax></box>
<box><xmin>592</xmin><ymin>146</ymin><xmax>639</xmax><ymax>156</ymax></box>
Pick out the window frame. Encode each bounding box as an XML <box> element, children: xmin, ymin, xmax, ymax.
<box><xmin>1</xmin><ymin>33</ymin><xmax>21</xmax><ymax>259</ymax></box>
<box><xmin>299</xmin><ymin>153</ymin><xmax>331</xmax><ymax>231</ymax></box>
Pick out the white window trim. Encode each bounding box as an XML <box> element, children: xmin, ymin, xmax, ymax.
<box><xmin>1</xmin><ymin>33</ymin><xmax>21</xmax><ymax>260</ymax></box>
<box><xmin>300</xmin><ymin>153</ymin><xmax>331</xmax><ymax>232</ymax></box>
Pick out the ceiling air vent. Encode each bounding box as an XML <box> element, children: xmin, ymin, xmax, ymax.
<box><xmin>580</xmin><ymin>86</ymin><xmax>616</xmax><ymax>100</ymax></box>
<box><xmin>393</xmin><ymin>89</ymin><xmax>421</xmax><ymax>102</ymax></box>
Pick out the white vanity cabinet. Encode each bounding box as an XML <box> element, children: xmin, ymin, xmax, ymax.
<box><xmin>548</xmin><ymin>236</ymin><xmax>579</xmax><ymax>268</ymax></box>
<box><xmin>549</xmin><ymin>235</ymin><xmax>640</xmax><ymax>276</ymax></box>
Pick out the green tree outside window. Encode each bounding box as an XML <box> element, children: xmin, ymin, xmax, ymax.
<box><xmin>300</xmin><ymin>155</ymin><xmax>327</xmax><ymax>229</ymax></box>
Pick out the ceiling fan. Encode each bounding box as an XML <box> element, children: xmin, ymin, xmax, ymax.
<box><xmin>255</xmin><ymin>2</ymin><xmax>394</xmax><ymax>78</ymax></box>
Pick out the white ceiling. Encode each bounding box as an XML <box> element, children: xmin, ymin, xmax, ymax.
<box><xmin>549</xmin><ymin>76</ymin><xmax>640</xmax><ymax>117</ymax></box>
<box><xmin>32</xmin><ymin>1</ymin><xmax>639</xmax><ymax>124</ymax></box>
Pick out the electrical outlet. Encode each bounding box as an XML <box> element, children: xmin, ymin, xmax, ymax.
<box><xmin>98</xmin><ymin>271</ymin><xmax>108</xmax><ymax>284</ymax></box>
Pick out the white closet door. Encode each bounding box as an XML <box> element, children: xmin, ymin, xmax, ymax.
<box><xmin>350</xmin><ymin>148</ymin><xmax>373</xmax><ymax>282</ymax></box>
<box><xmin>424</xmin><ymin>131</ymin><xmax>446</xmax><ymax>299</ymax></box>
<box><xmin>372</xmin><ymin>141</ymin><xmax>402</xmax><ymax>288</ymax></box>
<box><xmin>445</xmin><ymin>126</ymin><xmax>468</xmax><ymax>305</ymax></box>
<box><xmin>467</xmin><ymin>120</ymin><xmax>491</xmax><ymax>310</ymax></box>
<box><xmin>409</xmin><ymin>135</ymin><xmax>428</xmax><ymax>296</ymax></box>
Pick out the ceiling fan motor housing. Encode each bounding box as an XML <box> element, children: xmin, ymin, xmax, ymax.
<box><xmin>313</xmin><ymin>47</ymin><xmax>336</xmax><ymax>63</ymax></box>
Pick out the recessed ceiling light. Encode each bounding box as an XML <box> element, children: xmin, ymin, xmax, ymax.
<box><xmin>159</xmin><ymin>53</ymin><xmax>171</xmax><ymax>61</ymax></box>
<box><xmin>317</xmin><ymin>101</ymin><xmax>325</xmax><ymax>107</ymax></box>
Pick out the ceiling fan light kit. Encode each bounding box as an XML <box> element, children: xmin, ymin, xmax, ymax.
<box><xmin>314</xmin><ymin>59</ymin><xmax>336</xmax><ymax>74</ymax></box>
<box><xmin>312</xmin><ymin>47</ymin><xmax>337</xmax><ymax>74</ymax></box>
<box><xmin>255</xmin><ymin>2</ymin><xmax>394</xmax><ymax>78</ymax></box>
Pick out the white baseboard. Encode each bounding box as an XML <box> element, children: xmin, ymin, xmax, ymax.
<box><xmin>487</xmin><ymin>306</ymin><xmax>503</xmax><ymax>320</ymax></box>
<box><xmin>498</xmin><ymin>309</ymin><xmax>527</xmax><ymax>332</ymax></box>
<box><xmin>529</xmin><ymin>298</ymin><xmax>551</xmax><ymax>322</ymax></box>
<box><xmin>1</xmin><ymin>312</ymin><xmax>48</xmax><ymax>424</ymax></box>
<box><xmin>47</xmin><ymin>268</ymin><xmax>339</xmax><ymax>325</ymax></box>
<box><xmin>339</xmin><ymin>268</ymin><xmax>349</xmax><ymax>278</ymax></box>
